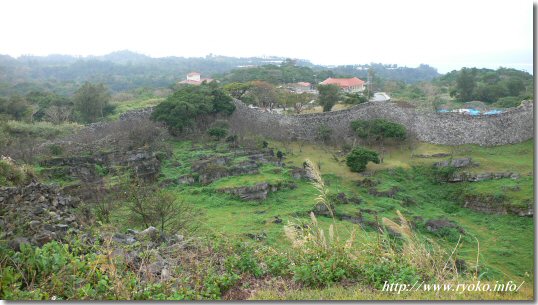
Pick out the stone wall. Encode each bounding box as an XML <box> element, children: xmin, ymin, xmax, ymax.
<box><xmin>119</xmin><ymin>99</ymin><xmax>533</xmax><ymax>146</ymax></box>
<box><xmin>228</xmin><ymin>100</ymin><xmax>534</xmax><ymax>146</ymax></box>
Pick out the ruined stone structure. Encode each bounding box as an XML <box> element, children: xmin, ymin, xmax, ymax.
<box><xmin>119</xmin><ymin>99</ymin><xmax>533</xmax><ymax>146</ymax></box>
<box><xmin>228</xmin><ymin>100</ymin><xmax>534</xmax><ymax>146</ymax></box>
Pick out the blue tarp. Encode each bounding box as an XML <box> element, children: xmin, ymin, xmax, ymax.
<box><xmin>467</xmin><ymin>109</ymin><xmax>481</xmax><ymax>116</ymax></box>
<box><xmin>436</xmin><ymin>108</ymin><xmax>504</xmax><ymax>115</ymax></box>
<box><xmin>483</xmin><ymin>109</ymin><xmax>503</xmax><ymax>115</ymax></box>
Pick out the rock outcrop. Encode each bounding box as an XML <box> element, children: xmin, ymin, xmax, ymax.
<box><xmin>218</xmin><ymin>181</ymin><xmax>296</xmax><ymax>201</ymax></box>
<box><xmin>0</xmin><ymin>182</ymin><xmax>83</xmax><ymax>250</ymax></box>
<box><xmin>425</xmin><ymin>219</ymin><xmax>465</xmax><ymax>234</ymax></box>
<box><xmin>434</xmin><ymin>157</ymin><xmax>474</xmax><ymax>168</ymax></box>
<box><xmin>463</xmin><ymin>194</ymin><xmax>533</xmax><ymax>216</ymax></box>
<box><xmin>448</xmin><ymin>171</ymin><xmax>520</xmax><ymax>182</ymax></box>
<box><xmin>38</xmin><ymin>148</ymin><xmax>163</xmax><ymax>200</ymax></box>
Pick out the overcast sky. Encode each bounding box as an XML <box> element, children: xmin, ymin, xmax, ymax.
<box><xmin>0</xmin><ymin>0</ymin><xmax>533</xmax><ymax>73</ymax></box>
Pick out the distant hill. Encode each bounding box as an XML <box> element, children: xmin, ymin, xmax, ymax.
<box><xmin>328</xmin><ymin>63</ymin><xmax>440</xmax><ymax>83</ymax></box>
<box><xmin>0</xmin><ymin>51</ymin><xmax>440</xmax><ymax>96</ymax></box>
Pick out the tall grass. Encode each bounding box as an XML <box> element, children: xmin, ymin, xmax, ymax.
<box><xmin>283</xmin><ymin>159</ymin><xmax>462</xmax><ymax>288</ymax></box>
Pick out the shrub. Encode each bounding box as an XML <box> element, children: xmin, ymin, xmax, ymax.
<box><xmin>3</xmin><ymin>120</ymin><xmax>83</xmax><ymax>139</ymax></box>
<box><xmin>0</xmin><ymin>158</ymin><xmax>35</xmax><ymax>186</ymax></box>
<box><xmin>225</xmin><ymin>135</ymin><xmax>237</xmax><ymax>143</ymax></box>
<box><xmin>207</xmin><ymin>127</ymin><xmax>227</xmax><ymax>141</ymax></box>
<box><xmin>346</xmin><ymin>147</ymin><xmax>380</xmax><ymax>172</ymax></box>
<box><xmin>316</xmin><ymin>124</ymin><xmax>332</xmax><ymax>143</ymax></box>
<box><xmin>493</xmin><ymin>96</ymin><xmax>521</xmax><ymax>108</ymax></box>
<box><xmin>350</xmin><ymin>119</ymin><xmax>406</xmax><ymax>143</ymax></box>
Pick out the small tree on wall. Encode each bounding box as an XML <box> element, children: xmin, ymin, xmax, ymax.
<box><xmin>346</xmin><ymin>147</ymin><xmax>380</xmax><ymax>172</ymax></box>
<box><xmin>317</xmin><ymin>84</ymin><xmax>340</xmax><ymax>112</ymax></box>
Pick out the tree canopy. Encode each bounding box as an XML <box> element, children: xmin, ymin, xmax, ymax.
<box><xmin>317</xmin><ymin>84</ymin><xmax>340</xmax><ymax>112</ymax></box>
<box><xmin>351</xmin><ymin>119</ymin><xmax>406</xmax><ymax>142</ymax></box>
<box><xmin>150</xmin><ymin>82</ymin><xmax>235</xmax><ymax>134</ymax></box>
<box><xmin>346</xmin><ymin>147</ymin><xmax>380</xmax><ymax>172</ymax></box>
<box><xmin>73</xmin><ymin>82</ymin><xmax>112</xmax><ymax>123</ymax></box>
<box><xmin>441</xmin><ymin>67</ymin><xmax>533</xmax><ymax>104</ymax></box>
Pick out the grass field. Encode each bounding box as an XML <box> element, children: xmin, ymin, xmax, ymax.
<box><xmin>134</xmin><ymin>138</ymin><xmax>534</xmax><ymax>288</ymax></box>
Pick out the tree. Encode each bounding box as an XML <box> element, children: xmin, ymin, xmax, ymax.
<box><xmin>346</xmin><ymin>147</ymin><xmax>380</xmax><ymax>172</ymax></box>
<box><xmin>73</xmin><ymin>82</ymin><xmax>112</xmax><ymax>123</ymax></box>
<box><xmin>454</xmin><ymin>68</ymin><xmax>476</xmax><ymax>102</ymax></box>
<box><xmin>317</xmin><ymin>84</ymin><xmax>340</xmax><ymax>112</ymax></box>
<box><xmin>151</xmin><ymin>83</ymin><xmax>235</xmax><ymax>135</ymax></box>
<box><xmin>124</xmin><ymin>180</ymin><xmax>195</xmax><ymax>233</ymax></box>
<box><xmin>223</xmin><ymin>82</ymin><xmax>251</xmax><ymax>99</ymax></box>
<box><xmin>276</xmin><ymin>90</ymin><xmax>314</xmax><ymax>113</ymax></box>
<box><xmin>276</xmin><ymin>150</ymin><xmax>284</xmax><ymax>163</ymax></box>
<box><xmin>351</xmin><ymin>119</ymin><xmax>406</xmax><ymax>142</ymax></box>
<box><xmin>0</xmin><ymin>95</ymin><xmax>33</xmax><ymax>121</ymax></box>
<box><xmin>25</xmin><ymin>91</ymin><xmax>71</xmax><ymax>122</ymax></box>
<box><xmin>342</xmin><ymin>92</ymin><xmax>368</xmax><ymax>104</ymax></box>
<box><xmin>207</xmin><ymin>127</ymin><xmax>227</xmax><ymax>140</ymax></box>
<box><xmin>248</xmin><ymin>81</ymin><xmax>278</xmax><ymax>109</ymax></box>
<box><xmin>44</xmin><ymin>104</ymin><xmax>73</xmax><ymax>124</ymax></box>
<box><xmin>316</xmin><ymin>124</ymin><xmax>332</xmax><ymax>144</ymax></box>
<box><xmin>503</xmin><ymin>78</ymin><xmax>525</xmax><ymax>96</ymax></box>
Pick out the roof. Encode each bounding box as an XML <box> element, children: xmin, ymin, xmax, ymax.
<box><xmin>179</xmin><ymin>78</ymin><xmax>214</xmax><ymax>85</ymax></box>
<box><xmin>296</xmin><ymin>82</ymin><xmax>311</xmax><ymax>87</ymax></box>
<box><xmin>187</xmin><ymin>72</ymin><xmax>201</xmax><ymax>76</ymax></box>
<box><xmin>320</xmin><ymin>77</ymin><xmax>365</xmax><ymax>87</ymax></box>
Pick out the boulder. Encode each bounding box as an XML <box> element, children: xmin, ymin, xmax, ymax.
<box><xmin>425</xmin><ymin>219</ymin><xmax>464</xmax><ymax>234</ymax></box>
<box><xmin>178</xmin><ymin>175</ymin><xmax>196</xmax><ymax>185</ymax></box>
<box><xmin>313</xmin><ymin>203</ymin><xmax>335</xmax><ymax>217</ymax></box>
<box><xmin>368</xmin><ymin>186</ymin><xmax>399</xmax><ymax>198</ymax></box>
<box><xmin>8</xmin><ymin>237</ymin><xmax>30</xmax><ymax>251</ymax></box>
<box><xmin>290</xmin><ymin>167</ymin><xmax>307</xmax><ymax>180</ymax></box>
<box><xmin>449</xmin><ymin>171</ymin><xmax>520</xmax><ymax>183</ymax></box>
<box><xmin>0</xmin><ymin>182</ymin><xmax>82</xmax><ymax>250</ymax></box>
<box><xmin>434</xmin><ymin>157</ymin><xmax>472</xmax><ymax>168</ymax></box>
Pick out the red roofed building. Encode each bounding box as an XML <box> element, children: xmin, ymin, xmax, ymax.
<box><xmin>179</xmin><ymin>72</ymin><xmax>214</xmax><ymax>85</ymax></box>
<box><xmin>320</xmin><ymin>77</ymin><xmax>365</xmax><ymax>92</ymax></box>
<box><xmin>287</xmin><ymin>82</ymin><xmax>315</xmax><ymax>93</ymax></box>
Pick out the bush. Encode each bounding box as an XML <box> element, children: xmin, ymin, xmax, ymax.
<box><xmin>0</xmin><ymin>158</ymin><xmax>35</xmax><ymax>186</ymax></box>
<box><xmin>316</xmin><ymin>124</ymin><xmax>332</xmax><ymax>143</ymax></box>
<box><xmin>207</xmin><ymin>127</ymin><xmax>227</xmax><ymax>141</ymax></box>
<box><xmin>346</xmin><ymin>147</ymin><xmax>380</xmax><ymax>172</ymax></box>
<box><xmin>225</xmin><ymin>135</ymin><xmax>237</xmax><ymax>143</ymax></box>
<box><xmin>493</xmin><ymin>96</ymin><xmax>521</xmax><ymax>108</ymax></box>
<box><xmin>350</xmin><ymin>119</ymin><xmax>406</xmax><ymax>142</ymax></box>
<box><xmin>3</xmin><ymin>120</ymin><xmax>82</xmax><ymax>139</ymax></box>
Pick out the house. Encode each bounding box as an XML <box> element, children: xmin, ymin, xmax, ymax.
<box><xmin>287</xmin><ymin>82</ymin><xmax>315</xmax><ymax>93</ymax></box>
<box><xmin>320</xmin><ymin>77</ymin><xmax>365</xmax><ymax>92</ymax></box>
<box><xmin>178</xmin><ymin>72</ymin><xmax>214</xmax><ymax>85</ymax></box>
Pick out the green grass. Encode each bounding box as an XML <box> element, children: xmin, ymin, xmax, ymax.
<box><xmin>107</xmin><ymin>98</ymin><xmax>164</xmax><ymax>120</ymax></box>
<box><xmin>105</xmin><ymin>138</ymin><xmax>534</xmax><ymax>289</ymax></box>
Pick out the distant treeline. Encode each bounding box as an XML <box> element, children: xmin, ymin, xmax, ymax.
<box><xmin>0</xmin><ymin>51</ymin><xmax>441</xmax><ymax>96</ymax></box>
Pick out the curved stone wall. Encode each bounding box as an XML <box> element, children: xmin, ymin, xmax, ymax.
<box><xmin>228</xmin><ymin>100</ymin><xmax>534</xmax><ymax>146</ymax></box>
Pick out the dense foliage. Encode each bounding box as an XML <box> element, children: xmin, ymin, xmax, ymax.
<box><xmin>351</xmin><ymin>119</ymin><xmax>406</xmax><ymax>142</ymax></box>
<box><xmin>150</xmin><ymin>83</ymin><xmax>235</xmax><ymax>134</ymax></box>
<box><xmin>438</xmin><ymin>67</ymin><xmax>533</xmax><ymax>104</ymax></box>
<box><xmin>317</xmin><ymin>84</ymin><xmax>340</xmax><ymax>112</ymax></box>
<box><xmin>330</xmin><ymin>63</ymin><xmax>440</xmax><ymax>84</ymax></box>
<box><xmin>346</xmin><ymin>147</ymin><xmax>380</xmax><ymax>172</ymax></box>
<box><xmin>73</xmin><ymin>83</ymin><xmax>114</xmax><ymax>123</ymax></box>
<box><xmin>218</xmin><ymin>59</ymin><xmax>334</xmax><ymax>84</ymax></box>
